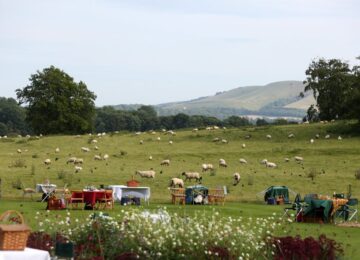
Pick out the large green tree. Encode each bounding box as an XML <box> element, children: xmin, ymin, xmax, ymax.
<box><xmin>16</xmin><ymin>66</ymin><xmax>96</xmax><ymax>134</ymax></box>
<box><xmin>303</xmin><ymin>58</ymin><xmax>353</xmax><ymax>120</ymax></box>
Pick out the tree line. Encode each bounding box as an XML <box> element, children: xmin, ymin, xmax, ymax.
<box><xmin>1</xmin><ymin>60</ymin><xmax>359</xmax><ymax>136</ymax></box>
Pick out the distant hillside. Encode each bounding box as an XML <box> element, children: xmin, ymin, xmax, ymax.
<box><xmin>114</xmin><ymin>81</ymin><xmax>315</xmax><ymax>119</ymax></box>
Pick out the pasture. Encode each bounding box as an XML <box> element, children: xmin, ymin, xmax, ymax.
<box><xmin>0</xmin><ymin>121</ymin><xmax>359</xmax><ymax>257</ymax></box>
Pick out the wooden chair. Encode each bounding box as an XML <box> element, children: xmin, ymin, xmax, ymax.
<box><xmin>96</xmin><ymin>190</ymin><xmax>114</xmax><ymax>210</ymax></box>
<box><xmin>22</xmin><ymin>187</ymin><xmax>36</xmax><ymax>200</ymax></box>
<box><xmin>208</xmin><ymin>188</ymin><xmax>225</xmax><ymax>205</ymax></box>
<box><xmin>170</xmin><ymin>188</ymin><xmax>185</xmax><ymax>205</ymax></box>
<box><xmin>68</xmin><ymin>191</ymin><xmax>84</xmax><ymax>209</ymax></box>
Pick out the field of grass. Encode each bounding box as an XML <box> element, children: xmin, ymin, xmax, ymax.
<box><xmin>0</xmin><ymin>121</ymin><xmax>359</xmax><ymax>257</ymax></box>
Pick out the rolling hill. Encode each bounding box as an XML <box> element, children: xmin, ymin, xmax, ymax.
<box><xmin>114</xmin><ymin>81</ymin><xmax>315</xmax><ymax>120</ymax></box>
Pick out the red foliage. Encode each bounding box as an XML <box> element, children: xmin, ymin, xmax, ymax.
<box><xmin>270</xmin><ymin>234</ymin><xmax>344</xmax><ymax>260</ymax></box>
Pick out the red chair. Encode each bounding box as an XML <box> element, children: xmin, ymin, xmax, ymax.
<box><xmin>96</xmin><ymin>190</ymin><xmax>114</xmax><ymax>210</ymax></box>
<box><xmin>68</xmin><ymin>191</ymin><xmax>84</xmax><ymax>209</ymax></box>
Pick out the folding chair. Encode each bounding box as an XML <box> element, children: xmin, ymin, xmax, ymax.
<box><xmin>335</xmin><ymin>198</ymin><xmax>358</xmax><ymax>222</ymax></box>
<box><xmin>283</xmin><ymin>194</ymin><xmax>303</xmax><ymax>220</ymax></box>
<box><xmin>170</xmin><ymin>188</ymin><xmax>185</xmax><ymax>205</ymax></box>
<box><xmin>68</xmin><ymin>191</ymin><xmax>84</xmax><ymax>209</ymax></box>
<box><xmin>96</xmin><ymin>190</ymin><xmax>114</xmax><ymax>210</ymax></box>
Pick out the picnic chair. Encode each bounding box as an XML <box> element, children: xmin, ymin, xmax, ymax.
<box><xmin>21</xmin><ymin>184</ymin><xmax>36</xmax><ymax>201</ymax></box>
<box><xmin>334</xmin><ymin>198</ymin><xmax>358</xmax><ymax>223</ymax></box>
<box><xmin>68</xmin><ymin>191</ymin><xmax>84</xmax><ymax>210</ymax></box>
<box><xmin>96</xmin><ymin>190</ymin><xmax>114</xmax><ymax>210</ymax></box>
<box><xmin>208</xmin><ymin>188</ymin><xmax>225</xmax><ymax>205</ymax></box>
<box><xmin>283</xmin><ymin>194</ymin><xmax>303</xmax><ymax>220</ymax></box>
<box><xmin>170</xmin><ymin>188</ymin><xmax>185</xmax><ymax>205</ymax></box>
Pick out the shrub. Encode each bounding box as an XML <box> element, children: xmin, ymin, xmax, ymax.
<box><xmin>10</xmin><ymin>158</ymin><xmax>26</xmax><ymax>168</ymax></box>
<box><xmin>268</xmin><ymin>234</ymin><xmax>344</xmax><ymax>260</ymax></box>
<box><xmin>355</xmin><ymin>169</ymin><xmax>360</xmax><ymax>180</ymax></box>
<box><xmin>307</xmin><ymin>168</ymin><xmax>319</xmax><ymax>181</ymax></box>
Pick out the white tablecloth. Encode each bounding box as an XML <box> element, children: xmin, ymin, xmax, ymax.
<box><xmin>0</xmin><ymin>247</ymin><xmax>50</xmax><ymax>260</ymax></box>
<box><xmin>108</xmin><ymin>186</ymin><xmax>151</xmax><ymax>202</ymax></box>
<box><xmin>35</xmin><ymin>184</ymin><xmax>57</xmax><ymax>193</ymax></box>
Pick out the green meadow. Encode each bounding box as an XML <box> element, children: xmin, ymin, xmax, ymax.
<box><xmin>0</xmin><ymin>121</ymin><xmax>359</xmax><ymax>257</ymax></box>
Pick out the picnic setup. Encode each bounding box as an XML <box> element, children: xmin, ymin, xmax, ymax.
<box><xmin>26</xmin><ymin>178</ymin><xmax>152</xmax><ymax>211</ymax></box>
<box><xmin>258</xmin><ymin>185</ymin><xmax>358</xmax><ymax>224</ymax></box>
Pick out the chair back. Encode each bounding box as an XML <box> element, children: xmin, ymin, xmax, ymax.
<box><xmin>347</xmin><ymin>198</ymin><xmax>358</xmax><ymax>206</ymax></box>
<box><xmin>71</xmin><ymin>190</ymin><xmax>84</xmax><ymax>199</ymax></box>
<box><xmin>171</xmin><ymin>188</ymin><xmax>185</xmax><ymax>196</ymax></box>
<box><xmin>105</xmin><ymin>190</ymin><xmax>113</xmax><ymax>199</ymax></box>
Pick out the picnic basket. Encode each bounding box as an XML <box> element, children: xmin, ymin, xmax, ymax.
<box><xmin>0</xmin><ymin>210</ymin><xmax>31</xmax><ymax>250</ymax></box>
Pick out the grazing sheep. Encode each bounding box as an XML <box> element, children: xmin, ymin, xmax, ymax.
<box><xmin>284</xmin><ymin>158</ymin><xmax>290</xmax><ymax>162</ymax></box>
<box><xmin>206</xmin><ymin>127</ymin><xmax>211</xmax><ymax>131</ymax></box>
<box><xmin>182</xmin><ymin>172</ymin><xmax>202</xmax><ymax>182</ymax></box>
<box><xmin>213</xmin><ymin>137</ymin><xmax>220</xmax><ymax>142</ymax></box>
<box><xmin>135</xmin><ymin>132</ymin><xmax>141</xmax><ymax>135</ymax></box>
<box><xmin>17</xmin><ymin>149</ymin><xmax>22</xmax><ymax>154</ymax></box>
<box><xmin>315</xmin><ymin>134</ymin><xmax>320</xmax><ymax>139</ymax></box>
<box><xmin>192</xmin><ymin>128</ymin><xmax>198</xmax><ymax>132</ymax></box>
<box><xmin>151</xmin><ymin>131</ymin><xmax>156</xmax><ymax>135</ymax></box>
<box><xmin>169</xmin><ymin>178</ymin><xmax>184</xmax><ymax>188</ymax></box>
<box><xmin>135</xmin><ymin>170</ymin><xmax>156</xmax><ymax>178</ymax></box>
<box><xmin>310</xmin><ymin>139</ymin><xmax>314</xmax><ymax>144</ymax></box>
<box><xmin>140</xmin><ymin>140</ymin><xmax>144</xmax><ymax>144</ymax></box>
<box><xmin>157</xmin><ymin>137</ymin><xmax>161</xmax><ymax>141</ymax></box>
<box><xmin>202</xmin><ymin>163</ymin><xmax>214</xmax><ymax>172</ymax></box>
<box><xmin>260</xmin><ymin>159</ymin><xmax>268</xmax><ymax>165</ymax></box>
<box><xmin>221</xmin><ymin>139</ymin><xmax>228</xmax><ymax>144</ymax></box>
<box><xmin>91</xmin><ymin>139</ymin><xmax>98</xmax><ymax>144</ymax></box>
<box><xmin>103</xmin><ymin>154</ymin><xmax>109</xmax><ymax>160</ymax></box>
<box><xmin>74</xmin><ymin>158</ymin><xmax>84</xmax><ymax>164</ymax></box>
<box><xmin>169</xmin><ymin>140</ymin><xmax>173</xmax><ymax>145</ymax></box>
<box><xmin>74</xmin><ymin>166</ymin><xmax>83</xmax><ymax>173</ymax></box>
<box><xmin>44</xmin><ymin>159</ymin><xmax>51</xmax><ymax>165</ymax></box>
<box><xmin>325</xmin><ymin>134</ymin><xmax>330</xmax><ymax>139</ymax></box>
<box><xmin>233</xmin><ymin>172</ymin><xmax>241</xmax><ymax>186</ymax></box>
<box><xmin>149</xmin><ymin>155</ymin><xmax>153</xmax><ymax>160</ymax></box>
<box><xmin>245</xmin><ymin>135</ymin><xmax>251</xmax><ymax>139</ymax></box>
<box><xmin>242</xmin><ymin>143</ymin><xmax>246</xmax><ymax>148</ymax></box>
<box><xmin>294</xmin><ymin>156</ymin><xmax>304</xmax><ymax>162</ymax></box>
<box><xmin>265</xmin><ymin>161</ymin><xmax>277</xmax><ymax>168</ymax></box>
<box><xmin>266</xmin><ymin>134</ymin><xmax>272</xmax><ymax>139</ymax></box>
<box><xmin>55</xmin><ymin>147</ymin><xmax>60</xmax><ymax>153</ymax></box>
<box><xmin>160</xmin><ymin>159</ymin><xmax>170</xmax><ymax>166</ymax></box>
<box><xmin>288</xmin><ymin>133</ymin><xmax>295</xmax><ymax>138</ymax></box>
<box><xmin>222</xmin><ymin>127</ymin><xmax>227</xmax><ymax>130</ymax></box>
<box><xmin>213</xmin><ymin>126</ymin><xmax>219</xmax><ymax>130</ymax></box>
<box><xmin>81</xmin><ymin>147</ymin><xmax>90</xmax><ymax>152</ymax></box>
<box><xmin>94</xmin><ymin>155</ymin><xmax>102</xmax><ymax>161</ymax></box>
<box><xmin>94</xmin><ymin>146</ymin><xmax>99</xmax><ymax>150</ymax></box>
<box><xmin>239</xmin><ymin>158</ymin><xmax>247</xmax><ymax>164</ymax></box>
<box><xmin>67</xmin><ymin>157</ymin><xmax>77</xmax><ymax>164</ymax></box>
<box><xmin>338</xmin><ymin>136</ymin><xmax>342</xmax><ymax>140</ymax></box>
<box><xmin>219</xmin><ymin>159</ymin><xmax>227</xmax><ymax>168</ymax></box>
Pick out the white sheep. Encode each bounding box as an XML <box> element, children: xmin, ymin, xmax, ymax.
<box><xmin>338</xmin><ymin>136</ymin><xmax>342</xmax><ymax>140</ymax></box>
<box><xmin>136</xmin><ymin>170</ymin><xmax>156</xmax><ymax>178</ymax></box>
<box><xmin>266</xmin><ymin>134</ymin><xmax>272</xmax><ymax>139</ymax></box>
<box><xmin>221</xmin><ymin>139</ymin><xmax>228</xmax><ymax>144</ymax></box>
<box><xmin>265</xmin><ymin>161</ymin><xmax>277</xmax><ymax>168</ymax></box>
<box><xmin>94</xmin><ymin>155</ymin><xmax>102</xmax><ymax>161</ymax></box>
<box><xmin>239</xmin><ymin>158</ymin><xmax>247</xmax><ymax>164</ymax></box>
<box><xmin>169</xmin><ymin>178</ymin><xmax>184</xmax><ymax>188</ymax></box>
<box><xmin>182</xmin><ymin>172</ymin><xmax>202</xmax><ymax>182</ymax></box>
<box><xmin>315</xmin><ymin>134</ymin><xmax>320</xmax><ymax>139</ymax></box>
<box><xmin>17</xmin><ymin>149</ymin><xmax>22</xmax><ymax>154</ymax></box>
<box><xmin>288</xmin><ymin>133</ymin><xmax>295</xmax><ymax>138</ymax></box>
<box><xmin>91</xmin><ymin>139</ymin><xmax>98</xmax><ymax>144</ymax></box>
<box><xmin>74</xmin><ymin>166</ymin><xmax>83</xmax><ymax>173</ymax></box>
<box><xmin>213</xmin><ymin>137</ymin><xmax>220</xmax><ymax>142</ymax></box>
<box><xmin>160</xmin><ymin>159</ymin><xmax>170</xmax><ymax>166</ymax></box>
<box><xmin>325</xmin><ymin>134</ymin><xmax>330</xmax><ymax>139</ymax></box>
<box><xmin>233</xmin><ymin>172</ymin><xmax>241</xmax><ymax>185</ymax></box>
<box><xmin>202</xmin><ymin>163</ymin><xmax>214</xmax><ymax>172</ymax></box>
<box><xmin>284</xmin><ymin>158</ymin><xmax>290</xmax><ymax>162</ymax></box>
<box><xmin>192</xmin><ymin>128</ymin><xmax>198</xmax><ymax>132</ymax></box>
<box><xmin>169</xmin><ymin>140</ymin><xmax>173</xmax><ymax>145</ymax></box>
<box><xmin>157</xmin><ymin>136</ymin><xmax>161</xmax><ymax>141</ymax></box>
<box><xmin>81</xmin><ymin>147</ymin><xmax>90</xmax><ymax>152</ymax></box>
<box><xmin>260</xmin><ymin>159</ymin><xmax>268</xmax><ymax>165</ymax></box>
<box><xmin>67</xmin><ymin>157</ymin><xmax>77</xmax><ymax>164</ymax></box>
<box><xmin>294</xmin><ymin>156</ymin><xmax>304</xmax><ymax>162</ymax></box>
<box><xmin>140</xmin><ymin>140</ymin><xmax>144</xmax><ymax>144</ymax></box>
<box><xmin>44</xmin><ymin>159</ymin><xmax>51</xmax><ymax>165</ymax></box>
<box><xmin>74</xmin><ymin>158</ymin><xmax>84</xmax><ymax>164</ymax></box>
<box><xmin>310</xmin><ymin>139</ymin><xmax>314</xmax><ymax>144</ymax></box>
<box><xmin>242</xmin><ymin>143</ymin><xmax>246</xmax><ymax>148</ymax></box>
<box><xmin>55</xmin><ymin>147</ymin><xmax>60</xmax><ymax>153</ymax></box>
<box><xmin>103</xmin><ymin>154</ymin><xmax>109</xmax><ymax>160</ymax></box>
<box><xmin>219</xmin><ymin>159</ymin><xmax>227</xmax><ymax>168</ymax></box>
<box><xmin>94</xmin><ymin>146</ymin><xmax>99</xmax><ymax>150</ymax></box>
<box><xmin>149</xmin><ymin>155</ymin><xmax>153</xmax><ymax>160</ymax></box>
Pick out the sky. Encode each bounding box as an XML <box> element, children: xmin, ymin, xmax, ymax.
<box><xmin>0</xmin><ymin>0</ymin><xmax>359</xmax><ymax>106</ymax></box>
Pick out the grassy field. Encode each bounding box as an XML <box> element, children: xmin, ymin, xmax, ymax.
<box><xmin>0</xmin><ymin>121</ymin><xmax>359</xmax><ymax>257</ymax></box>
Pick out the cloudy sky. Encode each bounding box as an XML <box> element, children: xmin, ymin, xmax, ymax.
<box><xmin>0</xmin><ymin>0</ymin><xmax>359</xmax><ymax>106</ymax></box>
